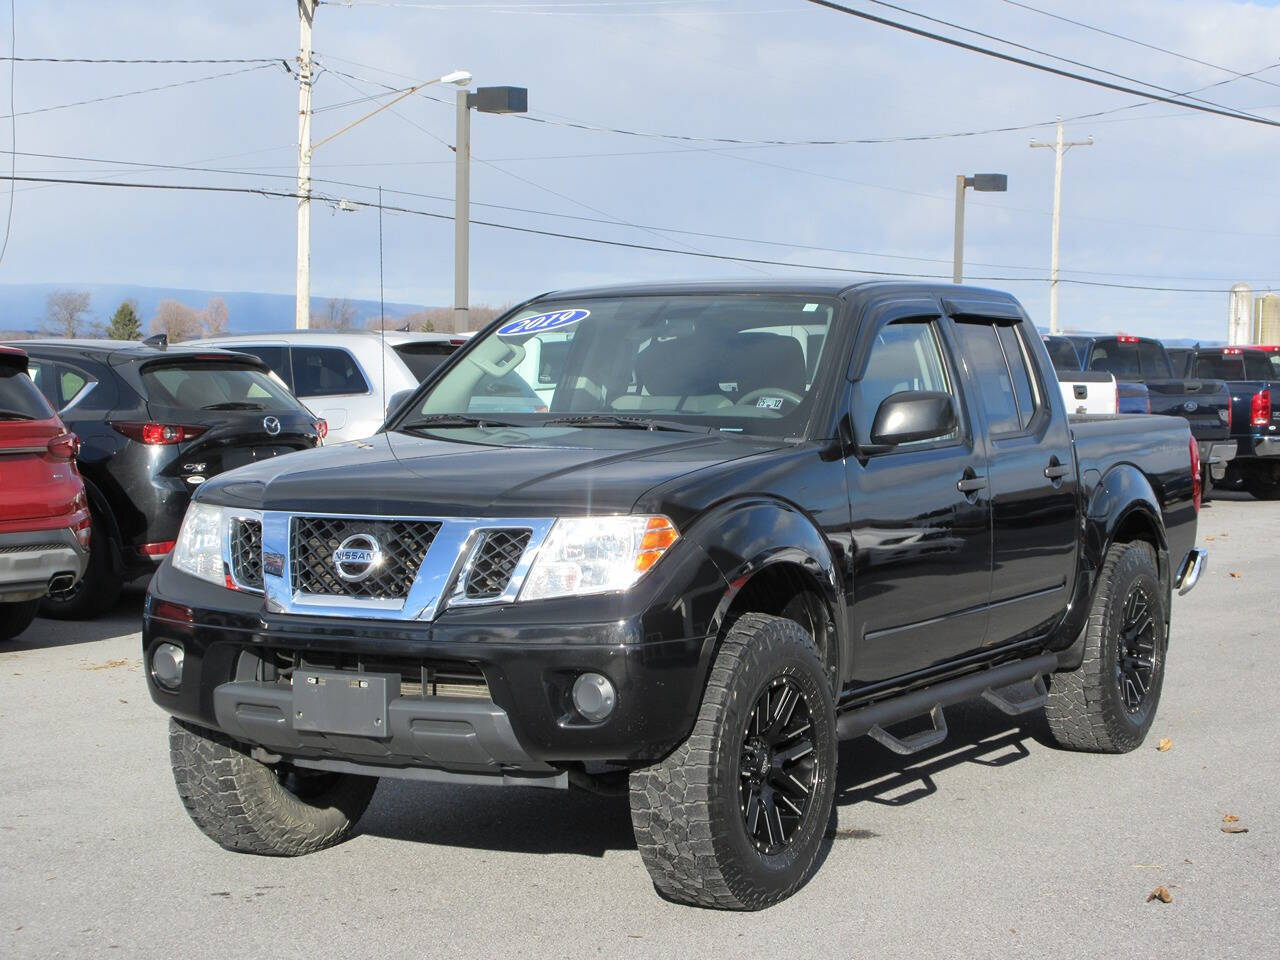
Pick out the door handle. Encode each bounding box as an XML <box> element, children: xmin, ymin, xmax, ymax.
<box><xmin>956</xmin><ymin>475</ymin><xmax>988</xmax><ymax>493</ymax></box>
<box><xmin>1044</xmin><ymin>463</ymin><xmax>1072</xmax><ymax>481</ymax></box>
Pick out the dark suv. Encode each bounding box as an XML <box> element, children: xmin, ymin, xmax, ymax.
<box><xmin>11</xmin><ymin>340</ymin><xmax>323</xmax><ymax>619</ymax></box>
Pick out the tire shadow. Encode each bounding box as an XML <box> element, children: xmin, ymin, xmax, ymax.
<box><xmin>5</xmin><ymin>581</ymin><xmax>149</xmax><ymax>651</ymax></box>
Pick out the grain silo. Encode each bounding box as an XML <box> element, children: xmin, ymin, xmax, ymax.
<box><xmin>1255</xmin><ymin>292</ymin><xmax>1280</xmax><ymax>345</ymax></box>
<box><xmin>1228</xmin><ymin>283</ymin><xmax>1252</xmax><ymax>344</ymax></box>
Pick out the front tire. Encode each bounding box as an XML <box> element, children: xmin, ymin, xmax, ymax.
<box><xmin>628</xmin><ymin>613</ymin><xmax>837</xmax><ymax>910</ymax></box>
<box><xmin>1044</xmin><ymin>541</ymin><xmax>1167</xmax><ymax>753</ymax></box>
<box><xmin>0</xmin><ymin>599</ymin><xmax>40</xmax><ymax>641</ymax></box>
<box><xmin>168</xmin><ymin>718</ymin><xmax>378</xmax><ymax>856</ymax></box>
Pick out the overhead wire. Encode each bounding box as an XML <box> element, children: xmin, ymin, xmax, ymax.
<box><xmin>0</xmin><ymin>0</ymin><xmax>14</xmax><ymax>268</ymax></box>
<box><xmin>3</xmin><ymin>173</ymin><xmax>1273</xmax><ymax>295</ymax></box>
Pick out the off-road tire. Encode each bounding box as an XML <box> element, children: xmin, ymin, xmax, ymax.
<box><xmin>39</xmin><ymin>515</ymin><xmax>122</xmax><ymax>620</ymax></box>
<box><xmin>0</xmin><ymin>599</ymin><xmax>40</xmax><ymax>641</ymax></box>
<box><xmin>168</xmin><ymin>718</ymin><xmax>378</xmax><ymax>856</ymax></box>
<box><xmin>628</xmin><ymin>613</ymin><xmax>837</xmax><ymax>910</ymax></box>
<box><xmin>1044</xmin><ymin>541</ymin><xmax>1166</xmax><ymax>753</ymax></box>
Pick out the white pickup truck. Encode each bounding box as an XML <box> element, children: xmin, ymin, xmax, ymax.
<box><xmin>1058</xmin><ymin>370</ymin><xmax>1118</xmax><ymax>415</ymax></box>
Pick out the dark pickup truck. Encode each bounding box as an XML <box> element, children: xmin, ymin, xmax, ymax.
<box><xmin>1188</xmin><ymin>345</ymin><xmax>1280</xmax><ymax>499</ymax></box>
<box><xmin>1048</xmin><ymin>333</ymin><xmax>1235</xmax><ymax>491</ymax></box>
<box><xmin>145</xmin><ymin>281</ymin><xmax>1205</xmax><ymax>910</ymax></box>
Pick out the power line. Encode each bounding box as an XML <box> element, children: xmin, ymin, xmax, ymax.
<box><xmin>0</xmin><ymin>62</ymin><xmax>280</xmax><ymax>120</ymax></box>
<box><xmin>860</xmin><ymin>0</ymin><xmax>1275</xmax><ymax>122</ymax></box>
<box><xmin>996</xmin><ymin>0</ymin><xmax>1280</xmax><ymax>91</ymax></box>
<box><xmin>0</xmin><ymin>55</ymin><xmax>283</xmax><ymax>64</ymax></box>
<box><xmin>3</xmin><ymin>173</ymin><xmax>1270</xmax><ymax>294</ymax></box>
<box><xmin>805</xmin><ymin>1</ymin><xmax>1280</xmax><ymax>129</ymax></box>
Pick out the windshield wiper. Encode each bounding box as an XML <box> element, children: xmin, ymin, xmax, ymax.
<box><xmin>0</xmin><ymin>409</ymin><xmax>36</xmax><ymax>421</ymax></box>
<box><xmin>202</xmin><ymin>401</ymin><xmax>266</xmax><ymax>411</ymax></box>
<box><xmin>400</xmin><ymin>414</ymin><xmax>523</xmax><ymax>430</ymax></box>
<box><xmin>541</xmin><ymin>414</ymin><xmax>710</xmax><ymax>433</ymax></box>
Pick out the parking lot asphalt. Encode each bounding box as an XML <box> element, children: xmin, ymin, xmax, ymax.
<box><xmin>2</xmin><ymin>492</ymin><xmax>1276</xmax><ymax>960</ymax></box>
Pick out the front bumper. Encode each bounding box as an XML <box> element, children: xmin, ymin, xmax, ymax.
<box><xmin>0</xmin><ymin>527</ymin><xmax>88</xmax><ymax>602</ymax></box>
<box><xmin>143</xmin><ymin>554</ymin><xmax>726</xmax><ymax>784</ymax></box>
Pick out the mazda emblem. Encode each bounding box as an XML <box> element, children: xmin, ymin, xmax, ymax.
<box><xmin>332</xmin><ymin>534</ymin><xmax>382</xmax><ymax>583</ymax></box>
<box><xmin>263</xmin><ymin>416</ymin><xmax>282</xmax><ymax>436</ymax></box>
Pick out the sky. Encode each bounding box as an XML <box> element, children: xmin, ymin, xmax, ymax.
<box><xmin>2</xmin><ymin>0</ymin><xmax>1280</xmax><ymax>340</ymax></box>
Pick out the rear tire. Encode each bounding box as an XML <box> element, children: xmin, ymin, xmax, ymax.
<box><xmin>39</xmin><ymin>514</ymin><xmax>122</xmax><ymax>621</ymax></box>
<box><xmin>1245</xmin><ymin>475</ymin><xmax>1280</xmax><ymax>500</ymax></box>
<box><xmin>1044</xmin><ymin>541</ymin><xmax>1166</xmax><ymax>753</ymax></box>
<box><xmin>0</xmin><ymin>599</ymin><xmax>40</xmax><ymax>641</ymax></box>
<box><xmin>629</xmin><ymin>613</ymin><xmax>837</xmax><ymax>910</ymax></box>
<box><xmin>168</xmin><ymin>718</ymin><xmax>378</xmax><ymax>856</ymax></box>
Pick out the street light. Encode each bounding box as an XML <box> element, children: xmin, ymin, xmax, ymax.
<box><xmin>952</xmin><ymin>173</ymin><xmax>1008</xmax><ymax>284</ymax></box>
<box><xmin>294</xmin><ymin>67</ymin><xmax>473</xmax><ymax>329</ymax></box>
<box><xmin>455</xmin><ymin>85</ymin><xmax>528</xmax><ymax>330</ymax></box>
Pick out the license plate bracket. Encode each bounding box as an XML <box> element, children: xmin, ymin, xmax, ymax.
<box><xmin>292</xmin><ymin>669</ymin><xmax>397</xmax><ymax>737</ymax></box>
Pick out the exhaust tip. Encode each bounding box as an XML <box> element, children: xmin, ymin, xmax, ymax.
<box><xmin>48</xmin><ymin>573</ymin><xmax>76</xmax><ymax>593</ymax></box>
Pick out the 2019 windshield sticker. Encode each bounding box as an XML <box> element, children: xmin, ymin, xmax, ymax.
<box><xmin>497</xmin><ymin>309</ymin><xmax>589</xmax><ymax>338</ymax></box>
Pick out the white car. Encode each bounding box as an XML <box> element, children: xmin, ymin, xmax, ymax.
<box><xmin>186</xmin><ymin>330</ymin><xmax>465</xmax><ymax>443</ymax></box>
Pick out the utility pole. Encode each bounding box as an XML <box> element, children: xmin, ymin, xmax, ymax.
<box><xmin>953</xmin><ymin>175</ymin><xmax>966</xmax><ymax>284</ymax></box>
<box><xmin>1030</xmin><ymin>119</ymin><xmax>1092</xmax><ymax>335</ymax></box>
<box><xmin>454</xmin><ymin>88</ymin><xmax>471</xmax><ymax>333</ymax></box>
<box><xmin>295</xmin><ymin>0</ymin><xmax>316</xmax><ymax>330</ymax></box>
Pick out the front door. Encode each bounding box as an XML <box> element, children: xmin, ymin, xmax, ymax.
<box><xmin>845</xmin><ymin>311</ymin><xmax>993</xmax><ymax>684</ymax></box>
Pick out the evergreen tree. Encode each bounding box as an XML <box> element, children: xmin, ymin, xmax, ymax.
<box><xmin>106</xmin><ymin>300</ymin><xmax>142</xmax><ymax>340</ymax></box>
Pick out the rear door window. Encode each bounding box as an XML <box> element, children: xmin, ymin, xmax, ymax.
<box><xmin>141</xmin><ymin>362</ymin><xmax>302</xmax><ymax>412</ymax></box>
<box><xmin>290</xmin><ymin>346</ymin><xmax>369</xmax><ymax>398</ymax></box>
<box><xmin>952</xmin><ymin>321</ymin><xmax>1023</xmax><ymax>434</ymax></box>
<box><xmin>0</xmin><ymin>363</ymin><xmax>54</xmax><ymax>420</ymax></box>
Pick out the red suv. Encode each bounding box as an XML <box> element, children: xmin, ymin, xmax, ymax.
<box><xmin>0</xmin><ymin>346</ymin><xmax>90</xmax><ymax>640</ymax></box>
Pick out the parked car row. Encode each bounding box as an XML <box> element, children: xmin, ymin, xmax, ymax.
<box><xmin>0</xmin><ymin>331</ymin><xmax>471</xmax><ymax>637</ymax></box>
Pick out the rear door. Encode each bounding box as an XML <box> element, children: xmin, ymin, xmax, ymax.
<box><xmin>288</xmin><ymin>345</ymin><xmax>372</xmax><ymax>436</ymax></box>
<box><xmin>845</xmin><ymin>303</ymin><xmax>993</xmax><ymax>682</ymax></box>
<box><xmin>947</xmin><ymin>301</ymin><xmax>1078</xmax><ymax>644</ymax></box>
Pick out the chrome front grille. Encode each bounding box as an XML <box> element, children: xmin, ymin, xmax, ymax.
<box><xmin>230</xmin><ymin>518</ymin><xmax>263</xmax><ymax>592</ymax></box>
<box><xmin>289</xmin><ymin>516</ymin><xmax>441</xmax><ymax>599</ymax></box>
<box><xmin>463</xmin><ymin>529</ymin><xmax>532</xmax><ymax>599</ymax></box>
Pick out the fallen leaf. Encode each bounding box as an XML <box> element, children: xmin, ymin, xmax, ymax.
<box><xmin>1223</xmin><ymin>814</ymin><xmax>1240</xmax><ymax>823</ymax></box>
<box><xmin>1204</xmin><ymin>536</ymin><xmax>1216</xmax><ymax>541</ymax></box>
<box><xmin>1229</xmin><ymin>571</ymin><xmax>1243</xmax><ymax>579</ymax></box>
<box><xmin>1222</xmin><ymin>825</ymin><xmax>1249</xmax><ymax>834</ymax></box>
<box><xmin>1147</xmin><ymin>886</ymin><xmax>1173</xmax><ymax>904</ymax></box>
<box><xmin>1157</xmin><ymin>738</ymin><xmax>1173</xmax><ymax>752</ymax></box>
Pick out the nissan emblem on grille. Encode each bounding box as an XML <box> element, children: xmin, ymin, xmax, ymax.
<box><xmin>263</xmin><ymin>416</ymin><xmax>282</xmax><ymax>435</ymax></box>
<box><xmin>332</xmin><ymin>534</ymin><xmax>382</xmax><ymax>582</ymax></box>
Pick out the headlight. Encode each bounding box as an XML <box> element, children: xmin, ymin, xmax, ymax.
<box><xmin>518</xmin><ymin>515</ymin><xmax>679</xmax><ymax>602</ymax></box>
<box><xmin>172</xmin><ymin>502</ymin><xmax>228</xmax><ymax>586</ymax></box>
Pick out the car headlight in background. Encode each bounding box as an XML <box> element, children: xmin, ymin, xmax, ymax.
<box><xmin>519</xmin><ymin>515</ymin><xmax>679</xmax><ymax>602</ymax></box>
<box><xmin>172</xmin><ymin>502</ymin><xmax>227</xmax><ymax>585</ymax></box>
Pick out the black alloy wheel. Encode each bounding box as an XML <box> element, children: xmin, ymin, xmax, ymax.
<box><xmin>738</xmin><ymin>676</ymin><xmax>820</xmax><ymax>856</ymax></box>
<box><xmin>1116</xmin><ymin>585</ymin><xmax>1159</xmax><ymax>714</ymax></box>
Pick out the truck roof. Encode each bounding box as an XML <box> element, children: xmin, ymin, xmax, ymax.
<box><xmin>535</xmin><ymin>278</ymin><xmax>1024</xmax><ymax>304</ymax></box>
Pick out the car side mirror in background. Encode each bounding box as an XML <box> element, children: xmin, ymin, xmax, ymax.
<box><xmin>870</xmin><ymin>391</ymin><xmax>956</xmax><ymax>446</ymax></box>
<box><xmin>385</xmin><ymin>388</ymin><xmax>416</xmax><ymax>421</ymax></box>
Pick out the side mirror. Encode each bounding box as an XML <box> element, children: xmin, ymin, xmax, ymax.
<box><xmin>385</xmin><ymin>388</ymin><xmax>416</xmax><ymax>420</ymax></box>
<box><xmin>870</xmin><ymin>391</ymin><xmax>956</xmax><ymax>446</ymax></box>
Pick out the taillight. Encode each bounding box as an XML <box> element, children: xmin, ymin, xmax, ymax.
<box><xmin>1252</xmin><ymin>389</ymin><xmax>1271</xmax><ymax>428</ymax></box>
<box><xmin>313</xmin><ymin>419</ymin><xmax>328</xmax><ymax>440</ymax></box>
<box><xmin>111</xmin><ymin>422</ymin><xmax>207</xmax><ymax>445</ymax></box>
<box><xmin>1189</xmin><ymin>436</ymin><xmax>1202</xmax><ymax>512</ymax></box>
<box><xmin>46</xmin><ymin>432</ymin><xmax>80</xmax><ymax>461</ymax></box>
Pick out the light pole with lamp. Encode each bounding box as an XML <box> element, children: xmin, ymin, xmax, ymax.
<box><xmin>953</xmin><ymin>173</ymin><xmax>1008</xmax><ymax>284</ymax></box>
<box><xmin>454</xmin><ymin>85</ymin><xmax>528</xmax><ymax>331</ymax></box>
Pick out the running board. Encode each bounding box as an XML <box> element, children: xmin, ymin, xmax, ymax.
<box><xmin>836</xmin><ymin>653</ymin><xmax>1059</xmax><ymax>745</ymax></box>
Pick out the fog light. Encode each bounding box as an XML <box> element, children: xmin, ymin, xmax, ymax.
<box><xmin>151</xmin><ymin>642</ymin><xmax>184</xmax><ymax>691</ymax></box>
<box><xmin>571</xmin><ymin>672</ymin><xmax>616</xmax><ymax>722</ymax></box>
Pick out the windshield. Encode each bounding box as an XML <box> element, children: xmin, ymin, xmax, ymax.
<box><xmin>402</xmin><ymin>295</ymin><xmax>836</xmax><ymax>437</ymax></box>
<box><xmin>141</xmin><ymin>362</ymin><xmax>305</xmax><ymax>412</ymax></box>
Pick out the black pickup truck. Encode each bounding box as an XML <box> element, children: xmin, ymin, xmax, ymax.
<box><xmin>1188</xmin><ymin>345</ymin><xmax>1280</xmax><ymax>499</ymax></box>
<box><xmin>144</xmin><ymin>281</ymin><xmax>1205</xmax><ymax>910</ymax></box>
<box><xmin>1050</xmin><ymin>334</ymin><xmax>1235</xmax><ymax>491</ymax></box>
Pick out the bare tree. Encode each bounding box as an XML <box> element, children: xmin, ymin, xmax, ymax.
<box><xmin>393</xmin><ymin>306</ymin><xmax>453</xmax><ymax>334</ymax></box>
<box><xmin>152</xmin><ymin>299</ymin><xmax>202</xmax><ymax>342</ymax></box>
<box><xmin>312</xmin><ymin>298</ymin><xmax>359</xmax><ymax>330</ymax></box>
<box><xmin>198</xmin><ymin>297</ymin><xmax>229</xmax><ymax>337</ymax></box>
<box><xmin>43</xmin><ymin>289</ymin><xmax>93</xmax><ymax>338</ymax></box>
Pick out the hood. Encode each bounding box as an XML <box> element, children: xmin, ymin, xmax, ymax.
<box><xmin>197</xmin><ymin>425</ymin><xmax>782</xmax><ymax>519</ymax></box>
